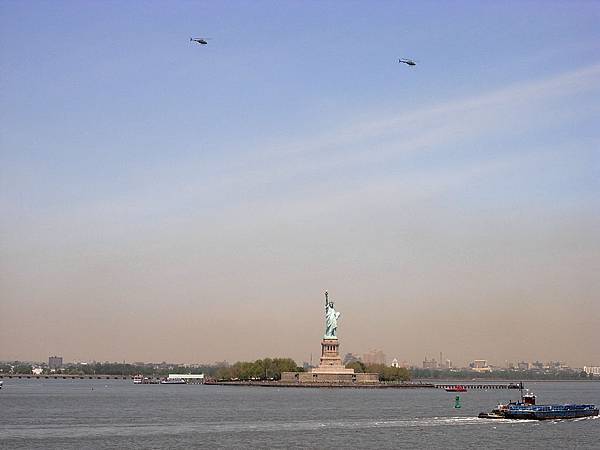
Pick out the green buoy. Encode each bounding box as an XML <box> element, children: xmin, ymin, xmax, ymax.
<box><xmin>454</xmin><ymin>395</ymin><xmax>461</xmax><ymax>408</ymax></box>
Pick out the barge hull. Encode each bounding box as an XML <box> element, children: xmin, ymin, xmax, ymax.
<box><xmin>504</xmin><ymin>409</ymin><xmax>599</xmax><ymax>420</ymax></box>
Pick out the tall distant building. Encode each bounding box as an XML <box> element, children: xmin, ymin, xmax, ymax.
<box><xmin>422</xmin><ymin>357</ymin><xmax>437</xmax><ymax>369</ymax></box>
<box><xmin>48</xmin><ymin>356</ymin><xmax>63</xmax><ymax>370</ymax></box>
<box><xmin>363</xmin><ymin>349</ymin><xmax>386</xmax><ymax>366</ymax></box>
<box><xmin>391</xmin><ymin>358</ymin><xmax>399</xmax><ymax>368</ymax></box>
<box><xmin>343</xmin><ymin>353</ymin><xmax>360</xmax><ymax>365</ymax></box>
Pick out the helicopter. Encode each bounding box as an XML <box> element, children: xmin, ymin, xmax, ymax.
<box><xmin>190</xmin><ymin>37</ymin><xmax>209</xmax><ymax>45</ymax></box>
<box><xmin>399</xmin><ymin>58</ymin><xmax>417</xmax><ymax>66</ymax></box>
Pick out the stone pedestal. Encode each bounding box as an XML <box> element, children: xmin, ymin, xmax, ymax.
<box><xmin>314</xmin><ymin>339</ymin><xmax>352</xmax><ymax>372</ymax></box>
<box><xmin>312</xmin><ymin>338</ymin><xmax>354</xmax><ymax>374</ymax></box>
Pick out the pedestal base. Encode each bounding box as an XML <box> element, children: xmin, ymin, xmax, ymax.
<box><xmin>280</xmin><ymin>371</ymin><xmax>379</xmax><ymax>383</ymax></box>
<box><xmin>318</xmin><ymin>338</ymin><xmax>346</xmax><ymax>369</ymax></box>
<box><xmin>280</xmin><ymin>338</ymin><xmax>379</xmax><ymax>383</ymax></box>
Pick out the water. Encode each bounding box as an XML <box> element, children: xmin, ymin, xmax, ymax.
<box><xmin>1</xmin><ymin>380</ymin><xmax>598</xmax><ymax>448</ymax></box>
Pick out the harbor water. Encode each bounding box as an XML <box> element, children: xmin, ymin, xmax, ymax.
<box><xmin>1</xmin><ymin>380</ymin><xmax>598</xmax><ymax>448</ymax></box>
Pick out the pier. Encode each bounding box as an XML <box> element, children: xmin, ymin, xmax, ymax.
<box><xmin>435</xmin><ymin>382</ymin><xmax>523</xmax><ymax>390</ymax></box>
<box><xmin>0</xmin><ymin>374</ymin><xmax>133</xmax><ymax>380</ymax></box>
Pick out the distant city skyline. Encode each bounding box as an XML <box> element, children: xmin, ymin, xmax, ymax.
<box><xmin>2</xmin><ymin>353</ymin><xmax>598</xmax><ymax>372</ymax></box>
<box><xmin>1</xmin><ymin>1</ymin><xmax>599</xmax><ymax>367</ymax></box>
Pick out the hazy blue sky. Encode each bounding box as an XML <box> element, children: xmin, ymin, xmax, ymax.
<box><xmin>1</xmin><ymin>1</ymin><xmax>599</xmax><ymax>367</ymax></box>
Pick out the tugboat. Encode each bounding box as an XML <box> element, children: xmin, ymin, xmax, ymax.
<box><xmin>479</xmin><ymin>385</ymin><xmax>599</xmax><ymax>420</ymax></box>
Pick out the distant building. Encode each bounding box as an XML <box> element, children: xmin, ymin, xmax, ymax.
<box><xmin>343</xmin><ymin>353</ymin><xmax>361</xmax><ymax>365</ymax></box>
<box><xmin>48</xmin><ymin>356</ymin><xmax>63</xmax><ymax>370</ymax></box>
<box><xmin>422</xmin><ymin>357</ymin><xmax>437</xmax><ymax>369</ymax></box>
<box><xmin>391</xmin><ymin>358</ymin><xmax>399</xmax><ymax>368</ymax></box>
<box><xmin>213</xmin><ymin>361</ymin><xmax>230</xmax><ymax>368</ymax></box>
<box><xmin>470</xmin><ymin>359</ymin><xmax>491</xmax><ymax>373</ymax></box>
<box><xmin>518</xmin><ymin>361</ymin><xmax>530</xmax><ymax>370</ymax></box>
<box><xmin>32</xmin><ymin>367</ymin><xmax>43</xmax><ymax>375</ymax></box>
<box><xmin>547</xmin><ymin>361</ymin><xmax>570</xmax><ymax>371</ymax></box>
<box><xmin>363</xmin><ymin>350</ymin><xmax>386</xmax><ymax>366</ymax></box>
<box><xmin>583</xmin><ymin>366</ymin><xmax>600</xmax><ymax>376</ymax></box>
<box><xmin>445</xmin><ymin>359</ymin><xmax>452</xmax><ymax>370</ymax></box>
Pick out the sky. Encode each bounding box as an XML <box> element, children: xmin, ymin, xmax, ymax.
<box><xmin>1</xmin><ymin>0</ymin><xmax>599</xmax><ymax>368</ymax></box>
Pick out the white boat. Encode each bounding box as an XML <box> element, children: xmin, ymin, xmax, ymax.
<box><xmin>133</xmin><ymin>374</ymin><xmax>143</xmax><ymax>384</ymax></box>
<box><xmin>160</xmin><ymin>378</ymin><xmax>186</xmax><ymax>385</ymax></box>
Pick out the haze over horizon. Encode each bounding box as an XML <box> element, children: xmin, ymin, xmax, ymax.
<box><xmin>1</xmin><ymin>1</ymin><xmax>599</xmax><ymax>368</ymax></box>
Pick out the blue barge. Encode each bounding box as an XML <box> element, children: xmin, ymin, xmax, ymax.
<box><xmin>503</xmin><ymin>403</ymin><xmax>599</xmax><ymax>420</ymax></box>
<box><xmin>478</xmin><ymin>386</ymin><xmax>599</xmax><ymax>420</ymax></box>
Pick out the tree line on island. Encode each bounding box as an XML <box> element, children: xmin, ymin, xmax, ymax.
<box><xmin>214</xmin><ymin>358</ymin><xmax>301</xmax><ymax>381</ymax></box>
<box><xmin>345</xmin><ymin>361</ymin><xmax>411</xmax><ymax>382</ymax></box>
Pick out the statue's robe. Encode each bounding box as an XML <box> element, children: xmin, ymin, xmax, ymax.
<box><xmin>325</xmin><ymin>306</ymin><xmax>340</xmax><ymax>337</ymax></box>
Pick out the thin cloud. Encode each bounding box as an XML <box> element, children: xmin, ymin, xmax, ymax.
<box><xmin>253</xmin><ymin>63</ymin><xmax>600</xmax><ymax>158</ymax></box>
<box><xmin>4</xmin><ymin>64</ymin><xmax>598</xmax><ymax>241</ymax></box>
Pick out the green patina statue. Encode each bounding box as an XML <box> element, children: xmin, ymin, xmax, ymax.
<box><xmin>324</xmin><ymin>291</ymin><xmax>341</xmax><ymax>339</ymax></box>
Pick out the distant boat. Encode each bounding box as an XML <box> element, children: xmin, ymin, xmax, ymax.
<box><xmin>479</xmin><ymin>388</ymin><xmax>599</xmax><ymax>420</ymax></box>
<box><xmin>445</xmin><ymin>385</ymin><xmax>467</xmax><ymax>392</ymax></box>
<box><xmin>160</xmin><ymin>378</ymin><xmax>186</xmax><ymax>385</ymax></box>
<box><xmin>133</xmin><ymin>374</ymin><xmax>159</xmax><ymax>384</ymax></box>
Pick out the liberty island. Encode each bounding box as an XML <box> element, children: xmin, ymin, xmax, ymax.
<box><xmin>281</xmin><ymin>291</ymin><xmax>379</xmax><ymax>384</ymax></box>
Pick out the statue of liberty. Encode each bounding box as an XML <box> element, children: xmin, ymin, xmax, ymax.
<box><xmin>324</xmin><ymin>291</ymin><xmax>341</xmax><ymax>338</ymax></box>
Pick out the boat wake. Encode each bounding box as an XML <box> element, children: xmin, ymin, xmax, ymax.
<box><xmin>1</xmin><ymin>415</ymin><xmax>540</xmax><ymax>440</ymax></box>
